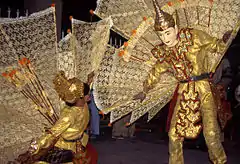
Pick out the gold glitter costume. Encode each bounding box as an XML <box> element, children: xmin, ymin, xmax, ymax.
<box><xmin>148</xmin><ymin>28</ymin><xmax>225</xmax><ymax>138</ymax></box>
<box><xmin>25</xmin><ymin>71</ymin><xmax>93</xmax><ymax>164</ymax></box>
<box><xmin>32</xmin><ymin>104</ymin><xmax>89</xmax><ymax>154</ymax></box>
<box><xmin>147</xmin><ymin>27</ymin><xmax>226</xmax><ymax>164</ymax></box>
<box><xmin>0</xmin><ymin>6</ymin><xmax>111</xmax><ymax>163</ymax></box>
<box><xmin>32</xmin><ymin>71</ymin><xmax>89</xmax><ymax>155</ymax></box>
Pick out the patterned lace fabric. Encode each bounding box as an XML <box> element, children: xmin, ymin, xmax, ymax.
<box><xmin>0</xmin><ymin>7</ymin><xmax>59</xmax><ymax>162</ymax></box>
<box><xmin>95</xmin><ymin>0</ymin><xmax>163</xmax><ymax>50</ymax></box>
<box><xmin>95</xmin><ymin>0</ymin><xmax>158</xmax><ymax>39</ymax></box>
<box><xmin>58</xmin><ymin>33</ymin><xmax>76</xmax><ymax>79</ymax></box>
<box><xmin>72</xmin><ymin>18</ymin><xmax>113</xmax><ymax>83</ymax></box>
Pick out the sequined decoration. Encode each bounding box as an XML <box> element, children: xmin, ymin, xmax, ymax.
<box><xmin>176</xmin><ymin>82</ymin><xmax>202</xmax><ymax>139</ymax></box>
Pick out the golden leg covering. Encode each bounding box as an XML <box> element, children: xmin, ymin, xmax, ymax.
<box><xmin>168</xmin><ymin>87</ymin><xmax>227</xmax><ymax>164</ymax></box>
<box><xmin>201</xmin><ymin>92</ymin><xmax>227</xmax><ymax>164</ymax></box>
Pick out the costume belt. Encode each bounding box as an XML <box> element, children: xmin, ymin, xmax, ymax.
<box><xmin>63</xmin><ymin>132</ymin><xmax>87</xmax><ymax>153</ymax></box>
<box><xmin>180</xmin><ymin>73</ymin><xmax>210</xmax><ymax>83</ymax></box>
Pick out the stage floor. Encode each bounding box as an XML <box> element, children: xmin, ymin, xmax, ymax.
<box><xmin>92</xmin><ymin>130</ymin><xmax>240</xmax><ymax>164</ymax></box>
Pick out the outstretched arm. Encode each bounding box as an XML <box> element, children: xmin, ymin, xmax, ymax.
<box><xmin>143</xmin><ymin>61</ymin><xmax>169</xmax><ymax>93</ymax></box>
<box><xmin>134</xmin><ymin>60</ymin><xmax>169</xmax><ymax>102</ymax></box>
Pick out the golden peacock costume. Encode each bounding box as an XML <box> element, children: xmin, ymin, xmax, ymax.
<box><xmin>0</xmin><ymin>5</ymin><xmax>112</xmax><ymax>163</ymax></box>
<box><xmin>27</xmin><ymin>71</ymin><xmax>94</xmax><ymax>164</ymax></box>
<box><xmin>147</xmin><ymin>4</ymin><xmax>227</xmax><ymax>161</ymax></box>
<box><xmin>93</xmin><ymin>0</ymin><xmax>240</xmax><ymax>163</ymax></box>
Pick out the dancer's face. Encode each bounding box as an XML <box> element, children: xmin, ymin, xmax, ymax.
<box><xmin>158</xmin><ymin>26</ymin><xmax>178</xmax><ymax>47</ymax></box>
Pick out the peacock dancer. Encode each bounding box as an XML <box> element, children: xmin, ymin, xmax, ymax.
<box><xmin>93</xmin><ymin>0</ymin><xmax>240</xmax><ymax>163</ymax></box>
<box><xmin>0</xmin><ymin>4</ymin><xmax>112</xmax><ymax>163</ymax></box>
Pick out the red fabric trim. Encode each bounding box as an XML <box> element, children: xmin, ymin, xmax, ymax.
<box><xmin>86</xmin><ymin>143</ymin><xmax>98</xmax><ymax>164</ymax></box>
<box><xmin>166</xmin><ymin>84</ymin><xmax>179</xmax><ymax>132</ymax></box>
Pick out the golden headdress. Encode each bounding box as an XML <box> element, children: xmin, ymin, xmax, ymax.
<box><xmin>152</xmin><ymin>0</ymin><xmax>175</xmax><ymax>31</ymax></box>
<box><xmin>53</xmin><ymin>71</ymin><xmax>84</xmax><ymax>103</ymax></box>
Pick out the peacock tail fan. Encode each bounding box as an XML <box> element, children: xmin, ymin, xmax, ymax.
<box><xmin>0</xmin><ymin>6</ymin><xmax>60</xmax><ymax>162</ymax></box>
<box><xmin>71</xmin><ymin>17</ymin><xmax>113</xmax><ymax>83</ymax></box>
<box><xmin>58</xmin><ymin>33</ymin><xmax>77</xmax><ymax>79</ymax></box>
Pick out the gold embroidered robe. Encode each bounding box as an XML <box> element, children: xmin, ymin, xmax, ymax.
<box><xmin>33</xmin><ymin>104</ymin><xmax>90</xmax><ymax>155</ymax></box>
<box><xmin>145</xmin><ymin>28</ymin><xmax>226</xmax><ymax>139</ymax></box>
<box><xmin>145</xmin><ymin>28</ymin><xmax>228</xmax><ymax>164</ymax></box>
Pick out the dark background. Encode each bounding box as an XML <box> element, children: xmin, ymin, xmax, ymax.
<box><xmin>61</xmin><ymin>0</ymin><xmax>99</xmax><ymax>32</ymax></box>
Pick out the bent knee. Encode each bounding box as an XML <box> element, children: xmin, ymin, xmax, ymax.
<box><xmin>204</xmin><ymin>130</ymin><xmax>220</xmax><ymax>142</ymax></box>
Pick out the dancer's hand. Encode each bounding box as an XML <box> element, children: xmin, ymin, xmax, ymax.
<box><xmin>133</xmin><ymin>92</ymin><xmax>146</xmax><ymax>103</ymax></box>
<box><xmin>87</xmin><ymin>71</ymin><xmax>95</xmax><ymax>85</ymax></box>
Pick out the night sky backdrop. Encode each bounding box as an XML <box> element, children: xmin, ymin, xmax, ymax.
<box><xmin>61</xmin><ymin>0</ymin><xmax>100</xmax><ymax>32</ymax></box>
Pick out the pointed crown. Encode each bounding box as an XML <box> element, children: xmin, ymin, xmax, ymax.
<box><xmin>53</xmin><ymin>71</ymin><xmax>84</xmax><ymax>103</ymax></box>
<box><xmin>152</xmin><ymin>0</ymin><xmax>175</xmax><ymax>31</ymax></box>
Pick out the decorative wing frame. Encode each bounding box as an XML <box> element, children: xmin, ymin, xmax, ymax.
<box><xmin>71</xmin><ymin>17</ymin><xmax>113</xmax><ymax>83</ymax></box>
<box><xmin>0</xmin><ymin>7</ymin><xmax>59</xmax><ymax>162</ymax></box>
